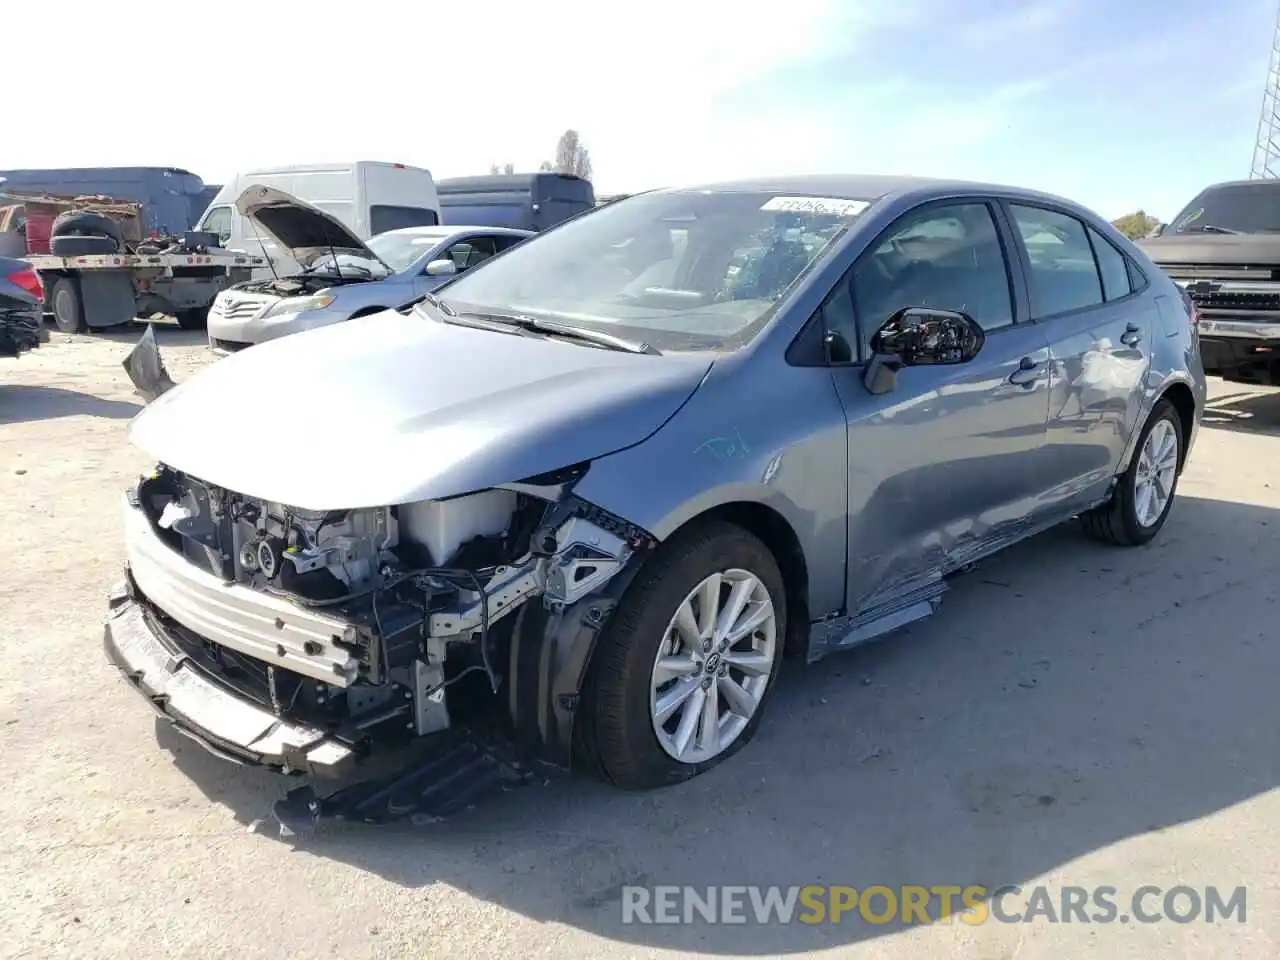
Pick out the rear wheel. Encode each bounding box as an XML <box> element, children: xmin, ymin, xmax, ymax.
<box><xmin>51</xmin><ymin>277</ymin><xmax>85</xmax><ymax>333</ymax></box>
<box><xmin>1080</xmin><ymin>399</ymin><xmax>1183</xmax><ymax>546</ymax></box>
<box><xmin>580</xmin><ymin>522</ymin><xmax>785</xmax><ymax>789</ymax></box>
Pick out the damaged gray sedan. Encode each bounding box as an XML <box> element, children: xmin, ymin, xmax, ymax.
<box><xmin>106</xmin><ymin>175</ymin><xmax>1205</xmax><ymax>799</ymax></box>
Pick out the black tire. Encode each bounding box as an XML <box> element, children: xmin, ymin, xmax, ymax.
<box><xmin>1080</xmin><ymin>398</ymin><xmax>1184</xmax><ymax>546</ymax></box>
<box><xmin>579</xmin><ymin>521</ymin><xmax>786</xmax><ymax>790</ymax></box>
<box><xmin>50</xmin><ymin>277</ymin><xmax>86</xmax><ymax>333</ymax></box>
<box><xmin>50</xmin><ymin>234</ymin><xmax>119</xmax><ymax>256</ymax></box>
<box><xmin>175</xmin><ymin>307</ymin><xmax>208</xmax><ymax>330</ymax></box>
<box><xmin>51</xmin><ymin>211</ymin><xmax>123</xmax><ymax>246</ymax></box>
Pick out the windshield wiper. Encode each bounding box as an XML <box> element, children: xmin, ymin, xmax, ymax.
<box><xmin>419</xmin><ymin>292</ymin><xmax>455</xmax><ymax>315</ymax></box>
<box><xmin>1185</xmin><ymin>224</ymin><xmax>1242</xmax><ymax>235</ymax></box>
<box><xmin>458</xmin><ymin>311</ymin><xmax>660</xmax><ymax>355</ymax></box>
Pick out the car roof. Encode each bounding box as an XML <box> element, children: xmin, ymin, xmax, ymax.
<box><xmin>378</xmin><ymin>225</ymin><xmax>534</xmax><ymax>239</ymax></box>
<box><xmin>665</xmin><ymin>174</ymin><xmax>1087</xmax><ymax>211</ymax></box>
<box><xmin>1185</xmin><ymin>179</ymin><xmax>1274</xmax><ymax>191</ymax></box>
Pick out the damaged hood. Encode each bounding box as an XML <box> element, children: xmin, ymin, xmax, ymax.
<box><xmin>127</xmin><ymin>310</ymin><xmax>713</xmax><ymax>510</ymax></box>
<box><xmin>235</xmin><ymin>184</ymin><xmax>390</xmax><ymax>271</ymax></box>
<box><xmin>1138</xmin><ymin>232</ymin><xmax>1280</xmax><ymax>267</ymax></box>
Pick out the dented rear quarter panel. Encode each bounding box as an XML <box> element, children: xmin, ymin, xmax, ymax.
<box><xmin>1122</xmin><ymin>243</ymin><xmax>1208</xmax><ymax>468</ymax></box>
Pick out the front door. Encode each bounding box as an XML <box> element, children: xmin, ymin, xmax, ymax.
<box><xmin>829</xmin><ymin>199</ymin><xmax>1052</xmax><ymax>615</ymax></box>
<box><xmin>1004</xmin><ymin>203</ymin><xmax>1154</xmax><ymax>514</ymax></box>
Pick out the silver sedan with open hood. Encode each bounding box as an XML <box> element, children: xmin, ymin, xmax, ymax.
<box><xmin>206</xmin><ymin>185</ymin><xmax>531</xmax><ymax>354</ymax></box>
<box><xmin>107</xmin><ymin>175</ymin><xmax>1204</xmax><ymax>799</ymax></box>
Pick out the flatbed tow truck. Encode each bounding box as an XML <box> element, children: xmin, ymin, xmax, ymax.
<box><xmin>26</xmin><ymin>247</ymin><xmax>267</xmax><ymax>332</ymax></box>
<box><xmin>2</xmin><ymin>185</ymin><xmax>265</xmax><ymax>332</ymax></box>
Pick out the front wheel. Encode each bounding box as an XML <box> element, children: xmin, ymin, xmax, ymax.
<box><xmin>1080</xmin><ymin>398</ymin><xmax>1184</xmax><ymax>546</ymax></box>
<box><xmin>579</xmin><ymin>522</ymin><xmax>786</xmax><ymax>790</ymax></box>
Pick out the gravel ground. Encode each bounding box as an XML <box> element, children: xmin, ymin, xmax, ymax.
<box><xmin>3</xmin><ymin>324</ymin><xmax>1279</xmax><ymax>959</ymax></box>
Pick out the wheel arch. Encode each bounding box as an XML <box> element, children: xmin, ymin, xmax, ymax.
<box><xmin>663</xmin><ymin>500</ymin><xmax>812</xmax><ymax>660</ymax></box>
<box><xmin>1119</xmin><ymin>374</ymin><xmax>1201</xmax><ymax>476</ymax></box>
<box><xmin>1160</xmin><ymin>380</ymin><xmax>1197</xmax><ymax>472</ymax></box>
<box><xmin>510</xmin><ymin>495</ymin><xmax>814</xmax><ymax>769</ymax></box>
<box><xmin>348</xmin><ymin>305</ymin><xmax>389</xmax><ymax>320</ymax></box>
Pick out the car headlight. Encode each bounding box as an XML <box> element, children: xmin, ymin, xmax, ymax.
<box><xmin>262</xmin><ymin>291</ymin><xmax>335</xmax><ymax>318</ymax></box>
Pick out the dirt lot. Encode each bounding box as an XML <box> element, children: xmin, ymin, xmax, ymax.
<box><xmin>3</xmin><ymin>324</ymin><xmax>1279</xmax><ymax>959</ymax></box>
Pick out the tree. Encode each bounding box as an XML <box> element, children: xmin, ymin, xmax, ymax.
<box><xmin>1112</xmin><ymin>210</ymin><xmax>1162</xmax><ymax>240</ymax></box>
<box><xmin>488</xmin><ymin>162</ymin><xmax>516</xmax><ymax>175</ymax></box>
<box><xmin>539</xmin><ymin>160</ymin><xmax>554</xmax><ymax>172</ymax></box>
<box><xmin>553</xmin><ymin>129</ymin><xmax>592</xmax><ymax>180</ymax></box>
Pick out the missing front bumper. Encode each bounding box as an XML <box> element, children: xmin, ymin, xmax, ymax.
<box><xmin>104</xmin><ymin>581</ymin><xmax>359</xmax><ymax>777</ymax></box>
<box><xmin>104</xmin><ymin>580</ymin><xmax>539</xmax><ymax>831</ymax></box>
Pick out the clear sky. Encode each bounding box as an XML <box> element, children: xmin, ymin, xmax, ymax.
<box><xmin>6</xmin><ymin>0</ymin><xmax>1275</xmax><ymax>221</ymax></box>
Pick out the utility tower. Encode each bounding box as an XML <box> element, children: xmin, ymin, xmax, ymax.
<box><xmin>1251</xmin><ymin>0</ymin><xmax>1280</xmax><ymax>178</ymax></box>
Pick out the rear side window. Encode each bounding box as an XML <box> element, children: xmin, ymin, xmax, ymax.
<box><xmin>1087</xmin><ymin>226</ymin><xmax>1133</xmax><ymax>301</ymax></box>
<box><xmin>370</xmin><ymin>204</ymin><xmax>439</xmax><ymax>235</ymax></box>
<box><xmin>1009</xmin><ymin>205</ymin><xmax>1103</xmax><ymax>317</ymax></box>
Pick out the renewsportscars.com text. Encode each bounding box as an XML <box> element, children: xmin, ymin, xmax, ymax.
<box><xmin>621</xmin><ymin>884</ymin><xmax>1247</xmax><ymax>926</ymax></box>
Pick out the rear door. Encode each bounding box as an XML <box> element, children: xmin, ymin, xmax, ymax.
<box><xmin>1003</xmin><ymin>203</ymin><xmax>1154</xmax><ymax>514</ymax></box>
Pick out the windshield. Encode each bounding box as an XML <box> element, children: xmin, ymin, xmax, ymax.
<box><xmin>305</xmin><ymin>250</ymin><xmax>392</xmax><ymax>279</ymax></box>
<box><xmin>1167</xmin><ymin>183</ymin><xmax>1280</xmax><ymax>235</ymax></box>
<box><xmin>434</xmin><ymin>190</ymin><xmax>869</xmax><ymax>350</ymax></box>
<box><xmin>366</xmin><ymin>230</ymin><xmax>450</xmax><ymax>272</ymax></box>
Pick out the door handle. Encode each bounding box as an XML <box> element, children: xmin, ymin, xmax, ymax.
<box><xmin>1120</xmin><ymin>322</ymin><xmax>1142</xmax><ymax>347</ymax></box>
<box><xmin>1008</xmin><ymin>356</ymin><xmax>1042</xmax><ymax>386</ymax></box>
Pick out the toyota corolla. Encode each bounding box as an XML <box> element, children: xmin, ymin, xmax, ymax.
<box><xmin>106</xmin><ymin>175</ymin><xmax>1205</xmax><ymax>800</ymax></box>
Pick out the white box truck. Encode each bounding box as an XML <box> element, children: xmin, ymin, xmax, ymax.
<box><xmin>195</xmin><ymin>161</ymin><xmax>441</xmax><ymax>279</ymax></box>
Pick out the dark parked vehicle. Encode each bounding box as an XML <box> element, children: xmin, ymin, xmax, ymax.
<box><xmin>1140</xmin><ymin>179</ymin><xmax>1280</xmax><ymax>383</ymax></box>
<box><xmin>0</xmin><ymin>255</ymin><xmax>46</xmax><ymax>357</ymax></box>
<box><xmin>436</xmin><ymin>173</ymin><xmax>594</xmax><ymax>232</ymax></box>
<box><xmin>0</xmin><ymin>166</ymin><xmax>215</xmax><ymax>236</ymax></box>
<box><xmin>108</xmin><ymin>175</ymin><xmax>1205</xmax><ymax>818</ymax></box>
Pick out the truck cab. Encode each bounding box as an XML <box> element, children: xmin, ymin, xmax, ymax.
<box><xmin>1140</xmin><ymin>179</ymin><xmax>1280</xmax><ymax>384</ymax></box>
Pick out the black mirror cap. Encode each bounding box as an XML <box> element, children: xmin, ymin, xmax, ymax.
<box><xmin>869</xmin><ymin>307</ymin><xmax>985</xmax><ymax>367</ymax></box>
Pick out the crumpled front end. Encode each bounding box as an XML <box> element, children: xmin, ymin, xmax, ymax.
<box><xmin>0</xmin><ymin>302</ymin><xmax>46</xmax><ymax>358</ymax></box>
<box><xmin>103</xmin><ymin>463</ymin><xmax>653</xmax><ymax>778</ymax></box>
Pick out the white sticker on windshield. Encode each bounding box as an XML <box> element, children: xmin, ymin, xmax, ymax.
<box><xmin>761</xmin><ymin>196</ymin><xmax>869</xmax><ymax>217</ymax></box>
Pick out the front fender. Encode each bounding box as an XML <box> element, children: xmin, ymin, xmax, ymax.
<box><xmin>571</xmin><ymin>350</ymin><xmax>849</xmax><ymax>620</ymax></box>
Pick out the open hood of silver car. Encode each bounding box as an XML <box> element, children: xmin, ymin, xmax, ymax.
<box><xmin>126</xmin><ymin>310</ymin><xmax>713</xmax><ymax>510</ymax></box>
<box><xmin>235</xmin><ymin>184</ymin><xmax>391</xmax><ymax>271</ymax></box>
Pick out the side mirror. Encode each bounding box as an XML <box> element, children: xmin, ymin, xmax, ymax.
<box><xmin>863</xmin><ymin>307</ymin><xmax>985</xmax><ymax>395</ymax></box>
<box><xmin>425</xmin><ymin>259</ymin><xmax>457</xmax><ymax>277</ymax></box>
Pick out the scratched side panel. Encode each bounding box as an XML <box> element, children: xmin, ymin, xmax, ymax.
<box><xmin>571</xmin><ymin>349</ymin><xmax>851</xmax><ymax>619</ymax></box>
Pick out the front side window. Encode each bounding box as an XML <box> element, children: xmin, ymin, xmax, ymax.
<box><xmin>444</xmin><ymin>237</ymin><xmax>499</xmax><ymax>271</ymax></box>
<box><xmin>433</xmin><ymin>190</ymin><xmax>871</xmax><ymax>351</ymax></box>
<box><xmin>1009</xmin><ymin>205</ymin><xmax>1104</xmax><ymax>318</ymax></box>
<box><xmin>851</xmin><ymin>201</ymin><xmax>1014</xmax><ymax>352</ymax></box>
<box><xmin>200</xmin><ymin>206</ymin><xmax>233</xmax><ymax>243</ymax></box>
